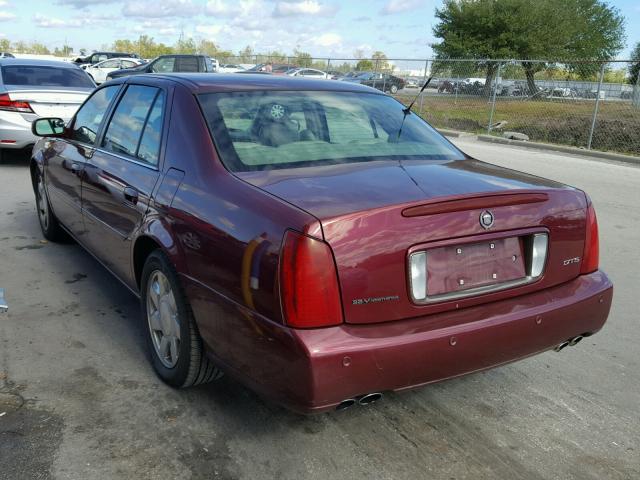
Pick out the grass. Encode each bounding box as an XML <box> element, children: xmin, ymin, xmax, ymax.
<box><xmin>399</xmin><ymin>95</ymin><xmax>640</xmax><ymax>156</ymax></box>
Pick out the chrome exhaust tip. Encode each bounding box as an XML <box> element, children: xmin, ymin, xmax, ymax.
<box><xmin>358</xmin><ymin>392</ymin><xmax>383</xmax><ymax>406</ymax></box>
<box><xmin>336</xmin><ymin>398</ymin><xmax>356</xmax><ymax>411</ymax></box>
<box><xmin>554</xmin><ymin>341</ymin><xmax>570</xmax><ymax>352</ymax></box>
<box><xmin>569</xmin><ymin>335</ymin><xmax>583</xmax><ymax>346</ymax></box>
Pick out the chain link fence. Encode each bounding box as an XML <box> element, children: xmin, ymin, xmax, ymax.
<box><xmin>216</xmin><ymin>55</ymin><xmax>639</xmax><ymax>156</ymax></box>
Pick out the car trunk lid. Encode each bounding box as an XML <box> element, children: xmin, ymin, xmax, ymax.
<box><xmin>237</xmin><ymin>158</ymin><xmax>588</xmax><ymax>324</ymax></box>
<box><xmin>6</xmin><ymin>88</ymin><xmax>89</xmax><ymax>120</ymax></box>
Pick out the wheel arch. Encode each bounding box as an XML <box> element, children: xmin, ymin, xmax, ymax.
<box><xmin>132</xmin><ymin>219</ymin><xmax>187</xmax><ymax>291</ymax></box>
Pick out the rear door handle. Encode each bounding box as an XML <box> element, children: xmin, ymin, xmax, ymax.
<box><xmin>123</xmin><ymin>186</ymin><xmax>139</xmax><ymax>205</ymax></box>
<box><xmin>71</xmin><ymin>162</ymin><xmax>80</xmax><ymax>174</ymax></box>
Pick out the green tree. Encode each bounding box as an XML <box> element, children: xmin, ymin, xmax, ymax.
<box><xmin>293</xmin><ymin>49</ymin><xmax>312</xmax><ymax>67</ymax></box>
<box><xmin>175</xmin><ymin>37</ymin><xmax>196</xmax><ymax>54</ymax></box>
<box><xmin>629</xmin><ymin>42</ymin><xmax>640</xmax><ymax>85</ymax></box>
<box><xmin>630</xmin><ymin>42</ymin><xmax>640</xmax><ymax>108</ymax></box>
<box><xmin>53</xmin><ymin>45</ymin><xmax>72</xmax><ymax>57</ymax></box>
<box><xmin>356</xmin><ymin>59</ymin><xmax>373</xmax><ymax>71</ymax></box>
<box><xmin>433</xmin><ymin>0</ymin><xmax>625</xmax><ymax>95</ymax></box>
<box><xmin>371</xmin><ymin>51</ymin><xmax>389</xmax><ymax>71</ymax></box>
<box><xmin>237</xmin><ymin>45</ymin><xmax>254</xmax><ymax>63</ymax></box>
<box><xmin>0</xmin><ymin>39</ymin><xmax>10</xmax><ymax>52</ymax></box>
<box><xmin>29</xmin><ymin>42</ymin><xmax>50</xmax><ymax>55</ymax></box>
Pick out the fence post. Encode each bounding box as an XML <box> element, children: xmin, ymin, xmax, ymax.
<box><xmin>587</xmin><ymin>62</ymin><xmax>606</xmax><ymax>150</ymax></box>
<box><xmin>487</xmin><ymin>62</ymin><xmax>502</xmax><ymax>134</ymax></box>
<box><xmin>419</xmin><ymin>59</ymin><xmax>429</xmax><ymax>115</ymax></box>
<box><xmin>633</xmin><ymin>68</ymin><xmax>640</xmax><ymax>109</ymax></box>
<box><xmin>326</xmin><ymin>58</ymin><xmax>331</xmax><ymax>72</ymax></box>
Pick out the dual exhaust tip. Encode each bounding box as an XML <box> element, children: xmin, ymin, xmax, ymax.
<box><xmin>554</xmin><ymin>334</ymin><xmax>585</xmax><ymax>352</ymax></box>
<box><xmin>336</xmin><ymin>392</ymin><xmax>383</xmax><ymax>411</ymax></box>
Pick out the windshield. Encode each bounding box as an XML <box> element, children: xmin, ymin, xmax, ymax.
<box><xmin>1</xmin><ymin>65</ymin><xmax>94</xmax><ymax>88</ymax></box>
<box><xmin>198</xmin><ymin>91</ymin><xmax>464</xmax><ymax>172</ymax></box>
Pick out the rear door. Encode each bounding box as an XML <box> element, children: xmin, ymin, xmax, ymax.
<box><xmin>44</xmin><ymin>85</ymin><xmax>120</xmax><ymax>236</ymax></box>
<box><xmin>81</xmin><ymin>83</ymin><xmax>167</xmax><ymax>285</ymax></box>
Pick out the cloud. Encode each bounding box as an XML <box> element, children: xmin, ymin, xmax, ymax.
<box><xmin>313</xmin><ymin>32</ymin><xmax>341</xmax><ymax>47</ymax></box>
<box><xmin>380</xmin><ymin>0</ymin><xmax>424</xmax><ymax>15</ymax></box>
<box><xmin>56</xmin><ymin>0</ymin><xmax>119</xmax><ymax>7</ymax></box>
<box><xmin>205</xmin><ymin>0</ymin><xmax>242</xmax><ymax>17</ymax></box>
<box><xmin>33</xmin><ymin>13</ymin><xmax>82</xmax><ymax>28</ymax></box>
<box><xmin>272</xmin><ymin>1</ymin><xmax>337</xmax><ymax>17</ymax></box>
<box><xmin>123</xmin><ymin>0</ymin><xmax>200</xmax><ymax>18</ymax></box>
<box><xmin>195</xmin><ymin>24</ymin><xmax>225</xmax><ymax>36</ymax></box>
<box><xmin>0</xmin><ymin>12</ymin><xmax>16</xmax><ymax>21</ymax></box>
<box><xmin>353</xmin><ymin>15</ymin><xmax>371</xmax><ymax>22</ymax></box>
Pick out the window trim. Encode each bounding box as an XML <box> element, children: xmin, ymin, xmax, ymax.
<box><xmin>95</xmin><ymin>83</ymin><xmax>168</xmax><ymax>171</ymax></box>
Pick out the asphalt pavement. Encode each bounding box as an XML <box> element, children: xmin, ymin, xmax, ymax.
<box><xmin>0</xmin><ymin>142</ymin><xmax>638</xmax><ymax>480</ymax></box>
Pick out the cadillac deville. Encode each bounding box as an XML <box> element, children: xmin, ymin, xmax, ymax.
<box><xmin>29</xmin><ymin>74</ymin><xmax>613</xmax><ymax>413</ymax></box>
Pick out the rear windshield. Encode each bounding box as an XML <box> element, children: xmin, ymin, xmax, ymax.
<box><xmin>1</xmin><ymin>65</ymin><xmax>94</xmax><ymax>88</ymax></box>
<box><xmin>199</xmin><ymin>91</ymin><xmax>464</xmax><ymax>172</ymax></box>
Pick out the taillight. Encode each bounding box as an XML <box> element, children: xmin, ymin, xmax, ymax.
<box><xmin>279</xmin><ymin>230</ymin><xmax>343</xmax><ymax>328</ymax></box>
<box><xmin>580</xmin><ymin>202</ymin><xmax>599</xmax><ymax>274</ymax></box>
<box><xmin>0</xmin><ymin>93</ymin><xmax>33</xmax><ymax>113</ymax></box>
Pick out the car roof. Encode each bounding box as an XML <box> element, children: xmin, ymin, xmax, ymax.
<box><xmin>0</xmin><ymin>58</ymin><xmax>81</xmax><ymax>68</ymax></box>
<box><xmin>111</xmin><ymin>73</ymin><xmax>384</xmax><ymax>94</ymax></box>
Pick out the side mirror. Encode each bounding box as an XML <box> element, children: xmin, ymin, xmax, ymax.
<box><xmin>32</xmin><ymin>118</ymin><xmax>65</xmax><ymax>137</ymax></box>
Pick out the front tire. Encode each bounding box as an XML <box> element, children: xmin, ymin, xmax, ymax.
<box><xmin>390</xmin><ymin>84</ymin><xmax>399</xmax><ymax>94</ymax></box>
<box><xmin>141</xmin><ymin>250</ymin><xmax>222</xmax><ymax>388</ymax></box>
<box><xmin>34</xmin><ymin>169</ymin><xmax>67</xmax><ymax>242</ymax></box>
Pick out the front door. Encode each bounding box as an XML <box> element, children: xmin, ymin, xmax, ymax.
<box><xmin>81</xmin><ymin>84</ymin><xmax>166</xmax><ymax>286</ymax></box>
<box><xmin>44</xmin><ymin>85</ymin><xmax>120</xmax><ymax>237</ymax></box>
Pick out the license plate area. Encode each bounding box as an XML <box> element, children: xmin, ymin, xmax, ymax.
<box><xmin>408</xmin><ymin>231</ymin><xmax>548</xmax><ymax>304</ymax></box>
<box><xmin>427</xmin><ymin>237</ymin><xmax>525</xmax><ymax>296</ymax></box>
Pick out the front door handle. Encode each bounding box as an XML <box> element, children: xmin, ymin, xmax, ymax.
<box><xmin>123</xmin><ymin>186</ymin><xmax>139</xmax><ymax>205</ymax></box>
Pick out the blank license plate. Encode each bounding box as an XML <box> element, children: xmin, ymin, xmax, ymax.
<box><xmin>426</xmin><ymin>237</ymin><xmax>525</xmax><ymax>296</ymax></box>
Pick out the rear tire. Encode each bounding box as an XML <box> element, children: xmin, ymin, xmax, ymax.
<box><xmin>390</xmin><ymin>84</ymin><xmax>399</xmax><ymax>94</ymax></box>
<box><xmin>34</xmin><ymin>169</ymin><xmax>68</xmax><ymax>242</ymax></box>
<box><xmin>141</xmin><ymin>250</ymin><xmax>222</xmax><ymax>388</ymax></box>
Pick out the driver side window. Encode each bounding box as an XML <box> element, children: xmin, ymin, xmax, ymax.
<box><xmin>70</xmin><ymin>86</ymin><xmax>119</xmax><ymax>144</ymax></box>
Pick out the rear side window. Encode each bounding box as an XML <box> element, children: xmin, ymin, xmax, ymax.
<box><xmin>1</xmin><ymin>65</ymin><xmax>95</xmax><ymax>88</ymax></box>
<box><xmin>71</xmin><ymin>86</ymin><xmax>120</xmax><ymax>144</ymax></box>
<box><xmin>102</xmin><ymin>85</ymin><xmax>164</xmax><ymax>166</ymax></box>
<box><xmin>175</xmin><ymin>57</ymin><xmax>199</xmax><ymax>72</ymax></box>
<box><xmin>137</xmin><ymin>91</ymin><xmax>165</xmax><ymax>166</ymax></box>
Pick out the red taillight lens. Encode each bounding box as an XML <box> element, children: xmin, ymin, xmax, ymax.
<box><xmin>580</xmin><ymin>203</ymin><xmax>599</xmax><ymax>274</ymax></box>
<box><xmin>279</xmin><ymin>231</ymin><xmax>343</xmax><ymax>328</ymax></box>
<box><xmin>0</xmin><ymin>93</ymin><xmax>33</xmax><ymax>113</ymax></box>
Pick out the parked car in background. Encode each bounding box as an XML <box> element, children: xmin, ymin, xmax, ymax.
<box><xmin>326</xmin><ymin>70</ymin><xmax>343</xmax><ymax>79</ymax></box>
<box><xmin>29</xmin><ymin>74</ymin><xmax>612</xmax><ymax>414</ymax></box>
<box><xmin>246</xmin><ymin>63</ymin><xmax>297</xmax><ymax>74</ymax></box>
<box><xmin>0</xmin><ymin>52</ymin><xmax>15</xmax><ymax>59</ymax></box>
<box><xmin>106</xmin><ymin>55</ymin><xmax>216</xmax><ymax>81</ymax></box>
<box><xmin>74</xmin><ymin>51</ymin><xmax>140</xmax><ymax>66</ymax></box>
<box><xmin>218</xmin><ymin>64</ymin><xmax>246</xmax><ymax>73</ymax></box>
<box><xmin>405</xmin><ymin>78</ymin><xmax>419</xmax><ymax>88</ymax></box>
<box><xmin>355</xmin><ymin>72</ymin><xmax>406</xmax><ymax>94</ymax></box>
<box><xmin>285</xmin><ymin>68</ymin><xmax>329</xmax><ymax>79</ymax></box>
<box><xmin>0</xmin><ymin>59</ymin><xmax>94</xmax><ymax>159</ymax></box>
<box><xmin>83</xmin><ymin>57</ymin><xmax>145</xmax><ymax>84</ymax></box>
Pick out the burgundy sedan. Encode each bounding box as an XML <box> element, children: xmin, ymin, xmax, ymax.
<box><xmin>29</xmin><ymin>74</ymin><xmax>612</xmax><ymax>413</ymax></box>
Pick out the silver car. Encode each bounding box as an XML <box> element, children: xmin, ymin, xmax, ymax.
<box><xmin>0</xmin><ymin>59</ymin><xmax>94</xmax><ymax>157</ymax></box>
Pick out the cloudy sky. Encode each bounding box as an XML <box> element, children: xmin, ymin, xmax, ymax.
<box><xmin>0</xmin><ymin>0</ymin><xmax>638</xmax><ymax>59</ymax></box>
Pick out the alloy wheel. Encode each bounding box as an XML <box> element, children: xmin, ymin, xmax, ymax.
<box><xmin>146</xmin><ymin>270</ymin><xmax>181</xmax><ymax>368</ymax></box>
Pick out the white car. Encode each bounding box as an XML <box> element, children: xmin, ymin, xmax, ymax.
<box><xmin>0</xmin><ymin>59</ymin><xmax>94</xmax><ymax>157</ymax></box>
<box><xmin>83</xmin><ymin>58</ymin><xmax>145</xmax><ymax>84</ymax></box>
<box><xmin>285</xmin><ymin>68</ymin><xmax>330</xmax><ymax>79</ymax></box>
<box><xmin>218</xmin><ymin>63</ymin><xmax>246</xmax><ymax>73</ymax></box>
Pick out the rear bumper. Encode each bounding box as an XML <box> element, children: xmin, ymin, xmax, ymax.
<box><xmin>0</xmin><ymin>111</ymin><xmax>37</xmax><ymax>149</ymax></box>
<box><xmin>192</xmin><ymin>271</ymin><xmax>612</xmax><ymax>414</ymax></box>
